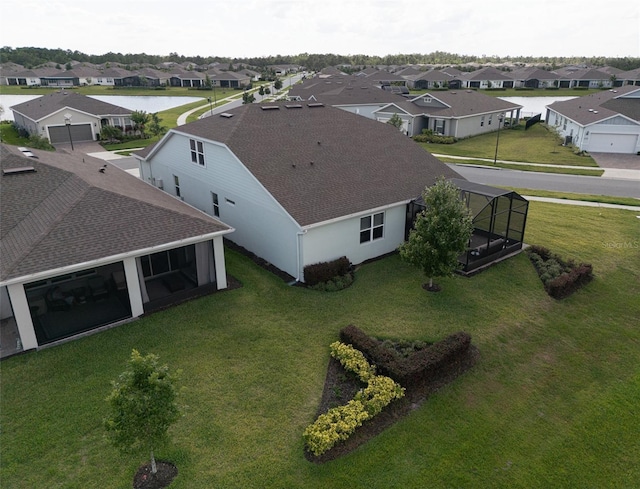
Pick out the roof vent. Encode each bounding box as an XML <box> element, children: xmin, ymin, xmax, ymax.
<box><xmin>261</xmin><ymin>105</ymin><xmax>280</xmax><ymax>110</ymax></box>
<box><xmin>3</xmin><ymin>166</ymin><xmax>36</xmax><ymax>176</ymax></box>
<box><xmin>285</xmin><ymin>104</ymin><xmax>302</xmax><ymax>109</ymax></box>
<box><xmin>307</xmin><ymin>102</ymin><xmax>324</xmax><ymax>108</ymax></box>
<box><xmin>220</xmin><ymin>113</ymin><xmax>234</xmax><ymax>118</ymax></box>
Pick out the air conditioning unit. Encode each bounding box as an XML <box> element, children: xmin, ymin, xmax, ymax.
<box><xmin>156</xmin><ymin>178</ymin><xmax>163</xmax><ymax>189</ymax></box>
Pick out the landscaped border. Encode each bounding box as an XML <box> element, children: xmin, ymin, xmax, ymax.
<box><xmin>305</xmin><ymin>326</ymin><xmax>478</xmax><ymax>463</ymax></box>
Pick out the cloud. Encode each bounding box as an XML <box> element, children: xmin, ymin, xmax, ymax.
<box><xmin>1</xmin><ymin>0</ymin><xmax>638</xmax><ymax>58</ymax></box>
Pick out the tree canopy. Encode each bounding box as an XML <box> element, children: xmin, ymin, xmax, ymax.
<box><xmin>2</xmin><ymin>46</ymin><xmax>638</xmax><ymax>71</ymax></box>
<box><xmin>399</xmin><ymin>177</ymin><xmax>473</xmax><ymax>290</ymax></box>
<box><xmin>104</xmin><ymin>349</ymin><xmax>182</xmax><ymax>474</ymax></box>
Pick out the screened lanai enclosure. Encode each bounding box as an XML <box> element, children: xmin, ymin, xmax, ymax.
<box><xmin>406</xmin><ymin>179</ymin><xmax>529</xmax><ymax>274</ymax></box>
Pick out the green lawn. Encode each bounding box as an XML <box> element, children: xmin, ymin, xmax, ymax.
<box><xmin>0</xmin><ymin>84</ymin><xmax>240</xmax><ymax>98</ymax></box>
<box><xmin>421</xmin><ymin>122</ymin><xmax>599</xmax><ymax>168</ymax></box>
<box><xmin>2</xmin><ymin>202</ymin><xmax>639</xmax><ymax>488</ymax></box>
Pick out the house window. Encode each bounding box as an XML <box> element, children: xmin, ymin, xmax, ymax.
<box><xmin>212</xmin><ymin>192</ymin><xmax>220</xmax><ymax>217</ymax></box>
<box><xmin>435</xmin><ymin>119</ymin><xmax>445</xmax><ymax>135</ymax></box>
<box><xmin>113</xmin><ymin>117</ymin><xmax>121</xmax><ymax>127</ymax></box>
<box><xmin>190</xmin><ymin>139</ymin><xmax>205</xmax><ymax>166</ymax></box>
<box><xmin>480</xmin><ymin>116</ymin><xmax>485</xmax><ymax>127</ymax></box>
<box><xmin>488</xmin><ymin>115</ymin><xmax>493</xmax><ymax>125</ymax></box>
<box><xmin>360</xmin><ymin>212</ymin><xmax>384</xmax><ymax>244</ymax></box>
<box><xmin>174</xmin><ymin>175</ymin><xmax>181</xmax><ymax>197</ymax></box>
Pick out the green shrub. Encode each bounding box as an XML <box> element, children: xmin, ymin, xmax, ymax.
<box><xmin>309</xmin><ymin>273</ymin><xmax>353</xmax><ymax>292</ymax></box>
<box><xmin>413</xmin><ymin>134</ymin><xmax>457</xmax><ymax>144</ymax></box>
<box><xmin>526</xmin><ymin>246</ymin><xmax>593</xmax><ymax>299</ymax></box>
<box><xmin>330</xmin><ymin>341</ymin><xmax>376</xmax><ymax>382</ymax></box>
<box><xmin>340</xmin><ymin>325</ymin><xmax>472</xmax><ymax>389</ymax></box>
<box><xmin>304</xmin><ymin>342</ymin><xmax>405</xmax><ymax>456</ymax></box>
<box><xmin>27</xmin><ymin>134</ymin><xmax>54</xmax><ymax>150</ymax></box>
<box><xmin>304</xmin><ymin>256</ymin><xmax>351</xmax><ymax>286</ymax></box>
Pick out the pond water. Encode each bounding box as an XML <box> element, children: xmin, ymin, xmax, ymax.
<box><xmin>498</xmin><ymin>96</ymin><xmax>577</xmax><ymax>120</ymax></box>
<box><xmin>0</xmin><ymin>94</ymin><xmax>205</xmax><ymax>121</ymax></box>
<box><xmin>1</xmin><ymin>93</ymin><xmax>574</xmax><ymax>122</ymax></box>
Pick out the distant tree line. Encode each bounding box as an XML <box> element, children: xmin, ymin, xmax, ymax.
<box><xmin>1</xmin><ymin>46</ymin><xmax>639</xmax><ymax>72</ymax></box>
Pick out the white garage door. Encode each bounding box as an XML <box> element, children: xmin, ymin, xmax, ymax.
<box><xmin>587</xmin><ymin>133</ymin><xmax>638</xmax><ymax>154</ymax></box>
<box><xmin>48</xmin><ymin>124</ymin><xmax>93</xmax><ymax>144</ymax></box>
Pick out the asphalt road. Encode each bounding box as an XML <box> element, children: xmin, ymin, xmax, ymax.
<box><xmin>448</xmin><ymin>164</ymin><xmax>640</xmax><ymax>199</ymax></box>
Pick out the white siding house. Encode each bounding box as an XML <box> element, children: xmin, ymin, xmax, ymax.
<box><xmin>546</xmin><ymin>86</ymin><xmax>640</xmax><ymax>154</ymax></box>
<box><xmin>136</xmin><ymin>102</ymin><xmax>463</xmax><ymax>282</ymax></box>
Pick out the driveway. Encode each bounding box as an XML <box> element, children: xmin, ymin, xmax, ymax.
<box><xmin>590</xmin><ymin>152</ymin><xmax>640</xmax><ymax>169</ymax></box>
<box><xmin>590</xmin><ymin>152</ymin><xmax>640</xmax><ymax>179</ymax></box>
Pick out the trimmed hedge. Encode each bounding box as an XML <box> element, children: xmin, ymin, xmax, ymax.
<box><xmin>413</xmin><ymin>134</ymin><xmax>457</xmax><ymax>144</ymax></box>
<box><xmin>340</xmin><ymin>325</ymin><xmax>472</xmax><ymax>389</ymax></box>
<box><xmin>304</xmin><ymin>256</ymin><xmax>351</xmax><ymax>286</ymax></box>
<box><xmin>526</xmin><ymin>245</ymin><xmax>593</xmax><ymax>299</ymax></box>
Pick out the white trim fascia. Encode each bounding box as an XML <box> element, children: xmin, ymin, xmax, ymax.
<box><xmin>301</xmin><ymin>200</ymin><xmax>410</xmax><ymax>231</ymax></box>
<box><xmin>142</xmin><ymin>131</ymin><xmax>304</xmax><ymax>233</ymax></box>
<box><xmin>372</xmin><ymin>103</ymin><xmax>413</xmax><ymax>115</ymax></box>
<box><xmin>0</xmin><ymin>229</ymin><xmax>234</xmax><ymax>288</ymax></box>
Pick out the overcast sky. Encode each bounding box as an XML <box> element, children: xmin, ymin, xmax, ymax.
<box><xmin>2</xmin><ymin>0</ymin><xmax>639</xmax><ymax>60</ymax></box>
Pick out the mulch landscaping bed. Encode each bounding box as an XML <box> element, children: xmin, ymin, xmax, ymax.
<box><xmin>305</xmin><ymin>345</ymin><xmax>479</xmax><ymax>463</ymax></box>
<box><xmin>133</xmin><ymin>461</ymin><xmax>177</xmax><ymax>489</ymax></box>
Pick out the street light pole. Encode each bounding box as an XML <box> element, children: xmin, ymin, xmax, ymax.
<box><xmin>64</xmin><ymin>113</ymin><xmax>74</xmax><ymax>151</ymax></box>
<box><xmin>207</xmin><ymin>97</ymin><xmax>213</xmax><ymax>117</ymax></box>
<box><xmin>493</xmin><ymin>113</ymin><xmax>504</xmax><ymax>165</ymax></box>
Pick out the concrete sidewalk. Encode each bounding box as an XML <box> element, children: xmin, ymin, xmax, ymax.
<box><xmin>523</xmin><ymin>196</ymin><xmax>640</xmax><ymax>212</ymax></box>
<box><xmin>433</xmin><ymin>154</ymin><xmax>640</xmax><ymax>180</ymax></box>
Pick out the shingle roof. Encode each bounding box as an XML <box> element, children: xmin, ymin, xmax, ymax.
<box><xmin>545</xmin><ymin>85</ymin><xmax>640</xmax><ymax>125</ymax></box>
<box><xmin>10</xmin><ymin>91</ymin><xmax>131</xmax><ymax>121</ymax></box>
<box><xmin>140</xmin><ymin>103</ymin><xmax>462</xmax><ymax>227</ymax></box>
<box><xmin>0</xmin><ymin>145</ymin><xmax>231</xmax><ymax>282</ymax></box>
<box><xmin>384</xmin><ymin>90</ymin><xmax>522</xmax><ymax>118</ymax></box>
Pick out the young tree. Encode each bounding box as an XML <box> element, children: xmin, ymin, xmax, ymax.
<box><xmin>104</xmin><ymin>350</ymin><xmax>182</xmax><ymax>474</ymax></box>
<box><xmin>242</xmin><ymin>91</ymin><xmax>255</xmax><ymax>104</ymax></box>
<box><xmin>274</xmin><ymin>78</ymin><xmax>283</xmax><ymax>90</ymax></box>
<box><xmin>148</xmin><ymin>112</ymin><xmax>167</xmax><ymax>138</ymax></box>
<box><xmin>100</xmin><ymin>124</ymin><xmax>123</xmax><ymax>143</ymax></box>
<box><xmin>387</xmin><ymin>113</ymin><xmax>404</xmax><ymax>131</ymax></box>
<box><xmin>131</xmin><ymin>110</ymin><xmax>150</xmax><ymax>138</ymax></box>
<box><xmin>399</xmin><ymin>177</ymin><xmax>473</xmax><ymax>291</ymax></box>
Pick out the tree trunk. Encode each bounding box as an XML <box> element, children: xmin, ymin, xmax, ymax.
<box><xmin>150</xmin><ymin>449</ymin><xmax>157</xmax><ymax>474</ymax></box>
<box><xmin>429</xmin><ymin>277</ymin><xmax>433</xmax><ymax>289</ymax></box>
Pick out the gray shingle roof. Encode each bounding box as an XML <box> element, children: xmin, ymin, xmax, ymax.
<box><xmin>382</xmin><ymin>90</ymin><xmax>522</xmax><ymax>118</ymax></box>
<box><xmin>0</xmin><ymin>145</ymin><xmax>231</xmax><ymax>282</ymax></box>
<box><xmin>10</xmin><ymin>91</ymin><xmax>131</xmax><ymax>121</ymax></box>
<box><xmin>546</xmin><ymin>85</ymin><xmax>640</xmax><ymax>125</ymax></box>
<box><xmin>140</xmin><ymin>103</ymin><xmax>462</xmax><ymax>227</ymax></box>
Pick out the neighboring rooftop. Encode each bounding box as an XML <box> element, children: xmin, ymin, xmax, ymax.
<box><xmin>0</xmin><ymin>144</ymin><xmax>231</xmax><ymax>282</ymax></box>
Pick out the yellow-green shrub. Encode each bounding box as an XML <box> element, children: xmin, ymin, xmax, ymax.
<box><xmin>304</xmin><ymin>342</ymin><xmax>405</xmax><ymax>456</ymax></box>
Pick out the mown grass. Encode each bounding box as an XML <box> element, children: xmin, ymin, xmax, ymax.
<box><xmin>505</xmin><ymin>187</ymin><xmax>640</xmax><ymax>207</ymax></box>
<box><xmin>419</xmin><ymin>122</ymin><xmax>598</xmax><ymax>167</ymax></box>
<box><xmin>2</xmin><ymin>202</ymin><xmax>639</xmax><ymax>488</ymax></box>
<box><xmin>434</xmin><ymin>156</ymin><xmax>604</xmax><ymax>176</ymax></box>
<box><xmin>0</xmin><ymin>84</ymin><xmax>239</xmax><ymax>98</ymax></box>
<box><xmin>0</xmin><ymin>122</ymin><xmax>29</xmax><ymax>145</ymax></box>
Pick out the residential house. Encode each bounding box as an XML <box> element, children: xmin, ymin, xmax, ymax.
<box><xmin>545</xmin><ymin>85</ymin><xmax>640</xmax><ymax>153</ymax></box>
<box><xmin>10</xmin><ymin>91</ymin><xmax>133</xmax><ymax>144</ymax></box>
<box><xmin>0</xmin><ymin>144</ymin><xmax>233</xmax><ymax>357</ymax></box>
<box><xmin>287</xmin><ymin>76</ymin><xmax>404</xmax><ymax>119</ymax></box>
<box><xmin>134</xmin><ymin>102</ymin><xmax>462</xmax><ymax>282</ymax></box>
<box><xmin>552</xmin><ymin>67</ymin><xmax>613</xmax><ymax>88</ymax></box>
<box><xmin>374</xmin><ymin>90</ymin><xmax>522</xmax><ymax>137</ymax></box>
<box><xmin>461</xmin><ymin>67</ymin><xmax>515</xmax><ymax>89</ymax></box>
<box><xmin>39</xmin><ymin>67</ymin><xmax>104</xmax><ymax>87</ymax></box>
<box><xmin>403</xmin><ymin>69</ymin><xmax>458</xmax><ymax>90</ymax></box>
<box><xmin>619</xmin><ymin>67</ymin><xmax>640</xmax><ymax>86</ymax></box>
<box><xmin>507</xmin><ymin>67</ymin><xmax>561</xmax><ymax>89</ymax></box>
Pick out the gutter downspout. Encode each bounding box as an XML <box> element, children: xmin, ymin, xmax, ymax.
<box><xmin>295</xmin><ymin>230</ymin><xmax>307</xmax><ymax>283</ymax></box>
